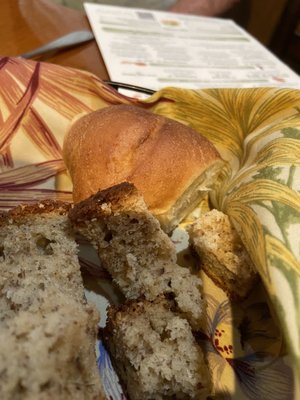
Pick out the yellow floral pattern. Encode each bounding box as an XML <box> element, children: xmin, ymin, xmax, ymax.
<box><xmin>145</xmin><ymin>87</ymin><xmax>300</xmax><ymax>398</ymax></box>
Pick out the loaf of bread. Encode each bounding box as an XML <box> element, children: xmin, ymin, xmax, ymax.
<box><xmin>103</xmin><ymin>298</ymin><xmax>211</xmax><ymax>400</ymax></box>
<box><xmin>69</xmin><ymin>182</ymin><xmax>205</xmax><ymax>330</ymax></box>
<box><xmin>0</xmin><ymin>201</ymin><xmax>105</xmax><ymax>400</ymax></box>
<box><xmin>188</xmin><ymin>209</ymin><xmax>257</xmax><ymax>299</ymax></box>
<box><xmin>63</xmin><ymin>104</ymin><xmax>224</xmax><ymax>232</ymax></box>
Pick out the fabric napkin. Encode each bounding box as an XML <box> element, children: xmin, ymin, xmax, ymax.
<box><xmin>0</xmin><ymin>56</ymin><xmax>299</xmax><ymax>399</ymax></box>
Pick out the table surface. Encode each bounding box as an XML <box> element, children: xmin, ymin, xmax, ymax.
<box><xmin>0</xmin><ymin>0</ymin><xmax>109</xmax><ymax>80</ymax></box>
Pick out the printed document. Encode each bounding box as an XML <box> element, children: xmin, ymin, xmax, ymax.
<box><xmin>85</xmin><ymin>3</ymin><xmax>300</xmax><ymax>93</ymax></box>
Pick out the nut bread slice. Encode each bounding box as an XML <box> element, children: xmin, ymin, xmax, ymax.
<box><xmin>69</xmin><ymin>182</ymin><xmax>205</xmax><ymax>330</ymax></box>
<box><xmin>102</xmin><ymin>298</ymin><xmax>211</xmax><ymax>400</ymax></box>
<box><xmin>0</xmin><ymin>201</ymin><xmax>105</xmax><ymax>400</ymax></box>
<box><xmin>188</xmin><ymin>209</ymin><xmax>257</xmax><ymax>299</ymax></box>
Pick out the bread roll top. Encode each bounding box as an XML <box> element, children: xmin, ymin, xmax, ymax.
<box><xmin>63</xmin><ymin>104</ymin><xmax>223</xmax><ymax>231</ymax></box>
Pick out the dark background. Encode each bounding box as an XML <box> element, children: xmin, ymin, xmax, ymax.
<box><xmin>225</xmin><ymin>0</ymin><xmax>300</xmax><ymax>74</ymax></box>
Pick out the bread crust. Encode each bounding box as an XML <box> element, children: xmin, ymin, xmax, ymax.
<box><xmin>0</xmin><ymin>200</ymin><xmax>72</xmax><ymax>226</ymax></box>
<box><xmin>63</xmin><ymin>105</ymin><xmax>223</xmax><ymax>231</ymax></box>
<box><xmin>68</xmin><ymin>181</ymin><xmax>139</xmax><ymax>222</ymax></box>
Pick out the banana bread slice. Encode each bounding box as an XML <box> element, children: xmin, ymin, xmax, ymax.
<box><xmin>102</xmin><ymin>298</ymin><xmax>211</xmax><ymax>400</ymax></box>
<box><xmin>188</xmin><ymin>209</ymin><xmax>257</xmax><ymax>299</ymax></box>
<box><xmin>0</xmin><ymin>201</ymin><xmax>105</xmax><ymax>400</ymax></box>
<box><xmin>69</xmin><ymin>182</ymin><xmax>205</xmax><ymax>330</ymax></box>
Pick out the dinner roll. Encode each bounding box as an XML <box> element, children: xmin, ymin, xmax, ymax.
<box><xmin>63</xmin><ymin>104</ymin><xmax>223</xmax><ymax>232</ymax></box>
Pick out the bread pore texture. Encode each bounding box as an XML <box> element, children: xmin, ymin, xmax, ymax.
<box><xmin>69</xmin><ymin>182</ymin><xmax>205</xmax><ymax>330</ymax></box>
<box><xmin>63</xmin><ymin>104</ymin><xmax>224</xmax><ymax>232</ymax></box>
<box><xmin>0</xmin><ymin>201</ymin><xmax>104</xmax><ymax>400</ymax></box>
<box><xmin>189</xmin><ymin>209</ymin><xmax>258</xmax><ymax>300</ymax></box>
<box><xmin>103</xmin><ymin>298</ymin><xmax>211</xmax><ymax>400</ymax></box>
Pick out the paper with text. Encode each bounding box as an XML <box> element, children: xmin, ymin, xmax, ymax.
<box><xmin>85</xmin><ymin>3</ymin><xmax>300</xmax><ymax>94</ymax></box>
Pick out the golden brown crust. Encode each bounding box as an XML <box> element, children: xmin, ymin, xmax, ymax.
<box><xmin>68</xmin><ymin>182</ymin><xmax>139</xmax><ymax>223</ymax></box>
<box><xmin>63</xmin><ymin>104</ymin><xmax>222</xmax><ymax>224</ymax></box>
<box><xmin>0</xmin><ymin>200</ymin><xmax>72</xmax><ymax>226</ymax></box>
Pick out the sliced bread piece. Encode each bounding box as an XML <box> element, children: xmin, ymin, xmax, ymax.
<box><xmin>69</xmin><ymin>182</ymin><xmax>205</xmax><ymax>330</ymax></box>
<box><xmin>102</xmin><ymin>298</ymin><xmax>211</xmax><ymax>400</ymax></box>
<box><xmin>0</xmin><ymin>201</ymin><xmax>105</xmax><ymax>400</ymax></box>
<box><xmin>188</xmin><ymin>209</ymin><xmax>257</xmax><ymax>299</ymax></box>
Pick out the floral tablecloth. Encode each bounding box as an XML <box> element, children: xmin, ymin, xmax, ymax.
<box><xmin>0</xmin><ymin>56</ymin><xmax>299</xmax><ymax>399</ymax></box>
